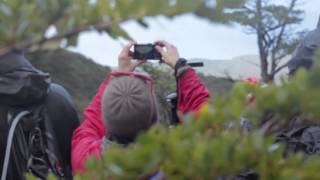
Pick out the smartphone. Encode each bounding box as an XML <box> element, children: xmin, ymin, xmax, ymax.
<box><xmin>133</xmin><ymin>44</ymin><xmax>162</xmax><ymax>60</ymax></box>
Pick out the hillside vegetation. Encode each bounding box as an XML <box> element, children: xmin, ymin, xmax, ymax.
<box><xmin>27</xmin><ymin>49</ymin><xmax>111</xmax><ymax>116</ymax></box>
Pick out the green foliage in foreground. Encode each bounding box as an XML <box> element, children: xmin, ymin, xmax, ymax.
<box><xmin>72</xmin><ymin>54</ymin><xmax>320</xmax><ymax>179</ymax></box>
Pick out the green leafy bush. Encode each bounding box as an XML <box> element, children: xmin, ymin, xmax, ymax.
<box><xmin>73</xmin><ymin>54</ymin><xmax>320</xmax><ymax>180</ymax></box>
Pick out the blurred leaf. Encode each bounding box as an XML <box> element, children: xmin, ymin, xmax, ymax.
<box><xmin>107</xmin><ymin>25</ymin><xmax>132</xmax><ymax>40</ymax></box>
<box><xmin>66</xmin><ymin>36</ymin><xmax>78</xmax><ymax>46</ymax></box>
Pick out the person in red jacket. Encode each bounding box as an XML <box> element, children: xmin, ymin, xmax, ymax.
<box><xmin>71</xmin><ymin>40</ymin><xmax>210</xmax><ymax>173</ymax></box>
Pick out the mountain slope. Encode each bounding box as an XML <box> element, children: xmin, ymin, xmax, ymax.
<box><xmin>27</xmin><ymin>49</ymin><xmax>111</xmax><ymax>115</ymax></box>
<box><xmin>191</xmin><ymin>55</ymin><xmax>289</xmax><ymax>81</ymax></box>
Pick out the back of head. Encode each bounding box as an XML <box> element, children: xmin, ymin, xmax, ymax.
<box><xmin>102</xmin><ymin>74</ymin><xmax>158</xmax><ymax>144</ymax></box>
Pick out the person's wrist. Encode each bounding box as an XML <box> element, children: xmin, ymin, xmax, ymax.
<box><xmin>170</xmin><ymin>58</ymin><xmax>178</xmax><ymax>68</ymax></box>
<box><xmin>118</xmin><ymin>61</ymin><xmax>132</xmax><ymax>72</ymax></box>
<box><xmin>118</xmin><ymin>66</ymin><xmax>131</xmax><ymax>72</ymax></box>
<box><xmin>174</xmin><ymin>58</ymin><xmax>188</xmax><ymax>77</ymax></box>
<box><xmin>166</xmin><ymin>57</ymin><xmax>178</xmax><ymax>68</ymax></box>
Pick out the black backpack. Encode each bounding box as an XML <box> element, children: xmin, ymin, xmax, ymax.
<box><xmin>276</xmin><ymin>126</ymin><xmax>320</xmax><ymax>158</ymax></box>
<box><xmin>1</xmin><ymin>106</ymin><xmax>65</xmax><ymax>180</ymax></box>
<box><xmin>0</xmin><ymin>53</ymin><xmax>78</xmax><ymax>180</ymax></box>
<box><xmin>0</xmin><ymin>52</ymin><xmax>50</xmax><ymax>106</ymax></box>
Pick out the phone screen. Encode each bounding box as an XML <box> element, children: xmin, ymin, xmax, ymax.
<box><xmin>135</xmin><ymin>45</ymin><xmax>153</xmax><ymax>53</ymax></box>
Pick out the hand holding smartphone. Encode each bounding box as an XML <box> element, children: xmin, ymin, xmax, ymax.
<box><xmin>132</xmin><ymin>44</ymin><xmax>162</xmax><ymax>60</ymax></box>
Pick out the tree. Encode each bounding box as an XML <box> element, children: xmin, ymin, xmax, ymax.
<box><xmin>0</xmin><ymin>0</ymin><xmax>247</xmax><ymax>56</ymax></box>
<box><xmin>197</xmin><ymin>0</ymin><xmax>305</xmax><ymax>82</ymax></box>
<box><xmin>0</xmin><ymin>0</ymin><xmax>198</xmax><ymax>55</ymax></box>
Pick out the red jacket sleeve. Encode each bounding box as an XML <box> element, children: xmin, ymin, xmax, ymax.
<box><xmin>71</xmin><ymin>78</ymin><xmax>109</xmax><ymax>173</ymax></box>
<box><xmin>177</xmin><ymin>68</ymin><xmax>210</xmax><ymax>113</ymax></box>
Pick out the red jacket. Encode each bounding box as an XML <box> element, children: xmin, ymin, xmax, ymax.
<box><xmin>71</xmin><ymin>68</ymin><xmax>210</xmax><ymax>173</ymax></box>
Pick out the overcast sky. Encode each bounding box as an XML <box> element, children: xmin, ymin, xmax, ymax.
<box><xmin>68</xmin><ymin>0</ymin><xmax>319</xmax><ymax>67</ymax></box>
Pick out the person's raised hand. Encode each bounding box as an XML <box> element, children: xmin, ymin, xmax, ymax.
<box><xmin>155</xmin><ymin>40</ymin><xmax>179</xmax><ymax>68</ymax></box>
<box><xmin>118</xmin><ymin>42</ymin><xmax>144</xmax><ymax>72</ymax></box>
